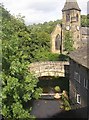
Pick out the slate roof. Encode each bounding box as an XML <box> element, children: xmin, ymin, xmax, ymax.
<box><xmin>69</xmin><ymin>45</ymin><xmax>89</xmax><ymax>69</ymax></box>
<box><xmin>81</xmin><ymin>27</ymin><xmax>89</xmax><ymax>35</ymax></box>
<box><xmin>62</xmin><ymin>0</ymin><xmax>81</xmax><ymax>11</ymax></box>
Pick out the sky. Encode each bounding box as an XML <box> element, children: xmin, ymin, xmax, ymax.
<box><xmin>1</xmin><ymin>0</ymin><xmax>89</xmax><ymax>25</ymax></box>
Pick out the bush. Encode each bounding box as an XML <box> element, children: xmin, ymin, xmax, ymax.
<box><xmin>61</xmin><ymin>93</ymin><xmax>71</xmax><ymax>111</ymax></box>
<box><xmin>48</xmin><ymin>53</ymin><xmax>60</xmax><ymax>61</ymax></box>
<box><xmin>59</xmin><ymin>54</ymin><xmax>69</xmax><ymax>61</ymax></box>
<box><xmin>54</xmin><ymin>86</ymin><xmax>61</xmax><ymax>92</ymax></box>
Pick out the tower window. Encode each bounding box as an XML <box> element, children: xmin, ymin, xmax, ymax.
<box><xmin>55</xmin><ymin>34</ymin><xmax>61</xmax><ymax>50</ymax></box>
<box><xmin>76</xmin><ymin>14</ymin><xmax>79</xmax><ymax>21</ymax></box>
<box><xmin>66</xmin><ymin>11</ymin><xmax>70</xmax><ymax>22</ymax></box>
<box><xmin>77</xmin><ymin>35</ymin><xmax>79</xmax><ymax>38</ymax></box>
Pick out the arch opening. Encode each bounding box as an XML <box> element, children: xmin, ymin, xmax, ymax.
<box><xmin>76</xmin><ymin>13</ymin><xmax>79</xmax><ymax>21</ymax></box>
<box><xmin>66</xmin><ymin>11</ymin><xmax>70</xmax><ymax>22</ymax></box>
<box><xmin>55</xmin><ymin>34</ymin><xmax>61</xmax><ymax>50</ymax></box>
<box><xmin>37</xmin><ymin>76</ymin><xmax>69</xmax><ymax>95</ymax></box>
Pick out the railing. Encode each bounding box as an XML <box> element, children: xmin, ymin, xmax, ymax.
<box><xmin>40</xmin><ymin>93</ymin><xmax>62</xmax><ymax>100</ymax></box>
<box><xmin>40</xmin><ymin>93</ymin><xmax>62</xmax><ymax>96</ymax></box>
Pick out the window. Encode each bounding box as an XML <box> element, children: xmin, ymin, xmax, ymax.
<box><xmin>66</xmin><ymin>11</ymin><xmax>70</xmax><ymax>22</ymax></box>
<box><xmin>74</xmin><ymin>72</ymin><xmax>80</xmax><ymax>83</ymax></box>
<box><xmin>84</xmin><ymin>78</ymin><xmax>88</xmax><ymax>89</ymax></box>
<box><xmin>76</xmin><ymin>14</ymin><xmax>78</xmax><ymax>21</ymax></box>
<box><xmin>55</xmin><ymin>34</ymin><xmax>61</xmax><ymax>50</ymax></box>
<box><xmin>77</xmin><ymin>94</ymin><xmax>81</xmax><ymax>104</ymax></box>
<box><xmin>77</xmin><ymin>35</ymin><xmax>79</xmax><ymax>38</ymax></box>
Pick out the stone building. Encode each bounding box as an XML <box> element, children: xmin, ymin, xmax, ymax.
<box><xmin>51</xmin><ymin>0</ymin><xmax>89</xmax><ymax>54</ymax></box>
<box><xmin>69</xmin><ymin>45</ymin><xmax>89</xmax><ymax>114</ymax></box>
<box><xmin>51</xmin><ymin>24</ymin><xmax>62</xmax><ymax>53</ymax></box>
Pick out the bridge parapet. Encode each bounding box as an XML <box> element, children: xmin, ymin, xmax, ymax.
<box><xmin>29</xmin><ymin>61</ymin><xmax>69</xmax><ymax>77</ymax></box>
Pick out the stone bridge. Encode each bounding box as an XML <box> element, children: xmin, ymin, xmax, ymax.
<box><xmin>29</xmin><ymin>61</ymin><xmax>69</xmax><ymax>77</ymax></box>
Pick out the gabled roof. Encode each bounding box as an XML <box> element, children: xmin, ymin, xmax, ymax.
<box><xmin>51</xmin><ymin>24</ymin><xmax>61</xmax><ymax>35</ymax></box>
<box><xmin>62</xmin><ymin>0</ymin><xmax>81</xmax><ymax>11</ymax></box>
<box><xmin>69</xmin><ymin>45</ymin><xmax>89</xmax><ymax>69</ymax></box>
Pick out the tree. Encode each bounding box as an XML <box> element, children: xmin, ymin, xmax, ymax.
<box><xmin>81</xmin><ymin>15</ymin><xmax>89</xmax><ymax>27</ymax></box>
<box><xmin>64</xmin><ymin>31</ymin><xmax>74</xmax><ymax>53</ymax></box>
<box><xmin>1</xmin><ymin>6</ymin><xmax>42</xmax><ymax>119</ymax></box>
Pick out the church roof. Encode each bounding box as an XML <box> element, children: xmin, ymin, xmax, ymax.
<box><xmin>81</xmin><ymin>27</ymin><xmax>89</xmax><ymax>35</ymax></box>
<box><xmin>51</xmin><ymin>24</ymin><xmax>61</xmax><ymax>35</ymax></box>
<box><xmin>62</xmin><ymin>0</ymin><xmax>81</xmax><ymax>11</ymax></box>
<box><xmin>69</xmin><ymin>45</ymin><xmax>89</xmax><ymax>69</ymax></box>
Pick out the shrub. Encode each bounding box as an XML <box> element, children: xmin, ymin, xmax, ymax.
<box><xmin>61</xmin><ymin>93</ymin><xmax>71</xmax><ymax>111</ymax></box>
<box><xmin>54</xmin><ymin>86</ymin><xmax>61</xmax><ymax>92</ymax></box>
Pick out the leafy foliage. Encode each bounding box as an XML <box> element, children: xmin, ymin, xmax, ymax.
<box><xmin>61</xmin><ymin>91</ymin><xmax>71</xmax><ymax>111</ymax></box>
<box><xmin>1</xmin><ymin>6</ymin><xmax>42</xmax><ymax>119</ymax></box>
<box><xmin>54</xmin><ymin>86</ymin><xmax>61</xmax><ymax>92</ymax></box>
<box><xmin>64</xmin><ymin>31</ymin><xmax>74</xmax><ymax>53</ymax></box>
<box><xmin>28</xmin><ymin>20</ymin><xmax>62</xmax><ymax>34</ymax></box>
<box><xmin>81</xmin><ymin>15</ymin><xmax>89</xmax><ymax>27</ymax></box>
<box><xmin>27</xmin><ymin>20</ymin><xmax>62</xmax><ymax>62</ymax></box>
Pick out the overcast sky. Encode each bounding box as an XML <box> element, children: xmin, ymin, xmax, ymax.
<box><xmin>1</xmin><ymin>0</ymin><xmax>89</xmax><ymax>25</ymax></box>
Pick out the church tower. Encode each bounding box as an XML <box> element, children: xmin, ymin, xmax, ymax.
<box><xmin>62</xmin><ymin>0</ymin><xmax>81</xmax><ymax>49</ymax></box>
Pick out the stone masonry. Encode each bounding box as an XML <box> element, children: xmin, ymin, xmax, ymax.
<box><xmin>29</xmin><ymin>61</ymin><xmax>69</xmax><ymax>77</ymax></box>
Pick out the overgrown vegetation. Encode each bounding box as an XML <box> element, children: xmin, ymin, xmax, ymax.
<box><xmin>60</xmin><ymin>90</ymin><xmax>71</xmax><ymax>111</ymax></box>
<box><xmin>81</xmin><ymin>14</ymin><xmax>89</xmax><ymax>27</ymax></box>
<box><xmin>1</xmin><ymin>6</ymin><xmax>43</xmax><ymax>119</ymax></box>
<box><xmin>64</xmin><ymin>31</ymin><xmax>74</xmax><ymax>53</ymax></box>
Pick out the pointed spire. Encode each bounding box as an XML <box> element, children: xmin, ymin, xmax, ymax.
<box><xmin>62</xmin><ymin>0</ymin><xmax>81</xmax><ymax>12</ymax></box>
<box><xmin>66</xmin><ymin>0</ymin><xmax>77</xmax><ymax>2</ymax></box>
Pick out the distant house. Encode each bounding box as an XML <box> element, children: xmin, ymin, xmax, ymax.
<box><xmin>69</xmin><ymin>45</ymin><xmax>89</xmax><ymax>111</ymax></box>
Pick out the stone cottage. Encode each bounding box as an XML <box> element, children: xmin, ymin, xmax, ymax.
<box><xmin>68</xmin><ymin>45</ymin><xmax>89</xmax><ymax>114</ymax></box>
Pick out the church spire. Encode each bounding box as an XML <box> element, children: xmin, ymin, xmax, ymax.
<box><xmin>62</xmin><ymin>0</ymin><xmax>81</xmax><ymax>12</ymax></box>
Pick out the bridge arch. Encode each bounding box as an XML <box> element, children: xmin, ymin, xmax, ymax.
<box><xmin>29</xmin><ymin>61</ymin><xmax>69</xmax><ymax>78</ymax></box>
